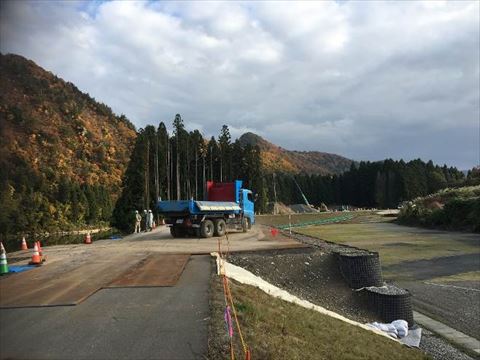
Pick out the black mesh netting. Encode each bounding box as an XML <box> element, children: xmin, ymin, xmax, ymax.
<box><xmin>365</xmin><ymin>285</ymin><xmax>414</xmax><ymax>326</ymax></box>
<box><xmin>334</xmin><ymin>248</ymin><xmax>383</xmax><ymax>289</ymax></box>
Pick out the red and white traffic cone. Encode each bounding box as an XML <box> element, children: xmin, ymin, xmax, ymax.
<box><xmin>21</xmin><ymin>237</ymin><xmax>28</xmax><ymax>250</ymax></box>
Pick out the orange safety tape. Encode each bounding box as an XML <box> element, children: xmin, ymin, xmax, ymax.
<box><xmin>230</xmin><ymin>337</ymin><xmax>235</xmax><ymax>360</ymax></box>
<box><xmin>219</xmin><ymin>232</ymin><xmax>251</xmax><ymax>359</ymax></box>
<box><xmin>224</xmin><ymin>276</ymin><xmax>248</xmax><ymax>355</ymax></box>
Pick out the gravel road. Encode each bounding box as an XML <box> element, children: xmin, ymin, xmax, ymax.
<box><xmin>398</xmin><ymin>280</ymin><xmax>480</xmax><ymax>339</ymax></box>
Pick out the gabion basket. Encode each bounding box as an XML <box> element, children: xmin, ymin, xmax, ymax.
<box><xmin>334</xmin><ymin>248</ymin><xmax>383</xmax><ymax>289</ymax></box>
<box><xmin>366</xmin><ymin>285</ymin><xmax>414</xmax><ymax>327</ymax></box>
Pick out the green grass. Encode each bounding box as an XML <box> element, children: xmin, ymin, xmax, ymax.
<box><xmin>295</xmin><ymin>223</ymin><xmax>479</xmax><ymax>267</ymax></box>
<box><xmin>210</xmin><ymin>277</ymin><xmax>429</xmax><ymax>360</ymax></box>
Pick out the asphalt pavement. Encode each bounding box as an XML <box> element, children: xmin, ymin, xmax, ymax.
<box><xmin>0</xmin><ymin>255</ymin><xmax>211</xmax><ymax>360</ymax></box>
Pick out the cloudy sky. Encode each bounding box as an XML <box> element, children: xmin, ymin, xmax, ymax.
<box><xmin>1</xmin><ymin>1</ymin><xmax>479</xmax><ymax>169</ymax></box>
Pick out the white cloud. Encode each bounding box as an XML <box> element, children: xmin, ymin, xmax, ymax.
<box><xmin>0</xmin><ymin>0</ymin><xmax>478</xmax><ymax>169</ymax></box>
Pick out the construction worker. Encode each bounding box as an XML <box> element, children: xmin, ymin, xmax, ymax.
<box><xmin>134</xmin><ymin>210</ymin><xmax>141</xmax><ymax>233</ymax></box>
<box><xmin>143</xmin><ymin>210</ymin><xmax>148</xmax><ymax>232</ymax></box>
<box><xmin>148</xmin><ymin>210</ymin><xmax>154</xmax><ymax>231</ymax></box>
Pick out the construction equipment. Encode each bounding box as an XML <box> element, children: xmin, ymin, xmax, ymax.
<box><xmin>157</xmin><ymin>180</ymin><xmax>255</xmax><ymax>238</ymax></box>
<box><xmin>292</xmin><ymin>176</ymin><xmax>312</xmax><ymax>207</ymax></box>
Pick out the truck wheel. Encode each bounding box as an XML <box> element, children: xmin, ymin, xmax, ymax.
<box><xmin>200</xmin><ymin>219</ymin><xmax>214</xmax><ymax>238</ymax></box>
<box><xmin>214</xmin><ymin>219</ymin><xmax>226</xmax><ymax>237</ymax></box>
<box><xmin>242</xmin><ymin>218</ymin><xmax>249</xmax><ymax>233</ymax></box>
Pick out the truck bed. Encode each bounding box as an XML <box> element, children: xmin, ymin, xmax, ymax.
<box><xmin>158</xmin><ymin>200</ymin><xmax>241</xmax><ymax>215</ymax></box>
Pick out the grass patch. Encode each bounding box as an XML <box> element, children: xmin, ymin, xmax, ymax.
<box><xmin>209</xmin><ymin>274</ymin><xmax>429</xmax><ymax>360</ymax></box>
<box><xmin>296</xmin><ymin>223</ymin><xmax>479</xmax><ymax>267</ymax></box>
<box><xmin>428</xmin><ymin>271</ymin><xmax>480</xmax><ymax>283</ymax></box>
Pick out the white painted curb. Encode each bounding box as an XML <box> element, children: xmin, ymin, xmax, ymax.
<box><xmin>211</xmin><ymin>252</ymin><xmax>397</xmax><ymax>342</ymax></box>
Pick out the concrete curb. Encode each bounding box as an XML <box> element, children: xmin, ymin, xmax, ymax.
<box><xmin>413</xmin><ymin>311</ymin><xmax>480</xmax><ymax>355</ymax></box>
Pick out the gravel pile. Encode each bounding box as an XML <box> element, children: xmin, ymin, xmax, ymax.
<box><xmin>367</xmin><ymin>284</ymin><xmax>409</xmax><ymax>296</ymax></box>
<box><xmin>229</xmin><ymin>247</ymin><xmax>378</xmax><ymax>324</ymax></box>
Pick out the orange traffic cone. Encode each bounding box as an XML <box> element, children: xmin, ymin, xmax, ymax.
<box><xmin>84</xmin><ymin>232</ymin><xmax>92</xmax><ymax>244</ymax></box>
<box><xmin>36</xmin><ymin>241</ymin><xmax>46</xmax><ymax>262</ymax></box>
<box><xmin>21</xmin><ymin>237</ymin><xmax>28</xmax><ymax>250</ymax></box>
<box><xmin>29</xmin><ymin>243</ymin><xmax>42</xmax><ymax>266</ymax></box>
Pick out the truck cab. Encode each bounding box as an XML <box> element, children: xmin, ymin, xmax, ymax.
<box><xmin>240</xmin><ymin>189</ymin><xmax>255</xmax><ymax>229</ymax></box>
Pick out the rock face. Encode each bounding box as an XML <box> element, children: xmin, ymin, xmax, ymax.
<box><xmin>238</xmin><ymin>132</ymin><xmax>353</xmax><ymax>175</ymax></box>
<box><xmin>0</xmin><ymin>53</ymin><xmax>137</xmax><ymax>190</ymax></box>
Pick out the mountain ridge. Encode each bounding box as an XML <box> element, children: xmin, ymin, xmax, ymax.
<box><xmin>238</xmin><ymin>132</ymin><xmax>353</xmax><ymax>175</ymax></box>
<box><xmin>0</xmin><ymin>53</ymin><xmax>137</xmax><ymax>188</ymax></box>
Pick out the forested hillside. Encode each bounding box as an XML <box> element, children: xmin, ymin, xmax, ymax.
<box><xmin>269</xmin><ymin>160</ymin><xmax>467</xmax><ymax>209</ymax></box>
<box><xmin>0</xmin><ymin>53</ymin><xmax>137</xmax><ymax>239</ymax></box>
<box><xmin>239</xmin><ymin>132</ymin><xmax>353</xmax><ymax>175</ymax></box>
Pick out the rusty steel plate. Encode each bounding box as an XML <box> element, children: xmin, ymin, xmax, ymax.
<box><xmin>0</xmin><ymin>253</ymin><xmax>147</xmax><ymax>308</ymax></box>
<box><xmin>107</xmin><ymin>254</ymin><xmax>190</xmax><ymax>288</ymax></box>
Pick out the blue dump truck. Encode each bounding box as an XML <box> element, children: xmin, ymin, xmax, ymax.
<box><xmin>157</xmin><ymin>180</ymin><xmax>255</xmax><ymax>238</ymax></box>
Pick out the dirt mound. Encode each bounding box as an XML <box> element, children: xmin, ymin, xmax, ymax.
<box><xmin>275</xmin><ymin>202</ymin><xmax>295</xmax><ymax>214</ymax></box>
<box><xmin>289</xmin><ymin>204</ymin><xmax>319</xmax><ymax>213</ymax></box>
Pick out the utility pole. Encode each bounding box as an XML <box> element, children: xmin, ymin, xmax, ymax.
<box><xmin>155</xmin><ymin>132</ymin><xmax>159</xmax><ymax>203</ymax></box>
<box><xmin>195</xmin><ymin>146</ymin><xmax>198</xmax><ymax>199</ymax></box>
<box><xmin>273</xmin><ymin>172</ymin><xmax>277</xmax><ymax>215</ymax></box>
<box><xmin>220</xmin><ymin>155</ymin><xmax>223</xmax><ymax>182</ymax></box>
<box><xmin>145</xmin><ymin>138</ymin><xmax>150</xmax><ymax>209</ymax></box>
<box><xmin>176</xmin><ymin>133</ymin><xmax>181</xmax><ymax>200</ymax></box>
<box><xmin>186</xmin><ymin>139</ymin><xmax>190</xmax><ymax>199</ymax></box>
<box><xmin>210</xmin><ymin>145</ymin><xmax>213</xmax><ymax>181</ymax></box>
<box><xmin>166</xmin><ymin>135</ymin><xmax>171</xmax><ymax>200</ymax></box>
<box><xmin>202</xmin><ymin>152</ymin><xmax>206</xmax><ymax>200</ymax></box>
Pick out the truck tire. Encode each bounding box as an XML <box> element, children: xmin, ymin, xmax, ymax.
<box><xmin>242</xmin><ymin>217</ymin><xmax>249</xmax><ymax>233</ymax></box>
<box><xmin>200</xmin><ymin>219</ymin><xmax>214</xmax><ymax>238</ymax></box>
<box><xmin>214</xmin><ymin>219</ymin><xmax>226</xmax><ymax>237</ymax></box>
<box><xmin>170</xmin><ymin>226</ymin><xmax>178</xmax><ymax>238</ymax></box>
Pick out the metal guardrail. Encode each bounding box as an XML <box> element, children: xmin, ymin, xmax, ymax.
<box><xmin>275</xmin><ymin>215</ymin><xmax>354</xmax><ymax>230</ymax></box>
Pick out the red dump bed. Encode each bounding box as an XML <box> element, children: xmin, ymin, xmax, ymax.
<box><xmin>206</xmin><ymin>181</ymin><xmax>242</xmax><ymax>202</ymax></box>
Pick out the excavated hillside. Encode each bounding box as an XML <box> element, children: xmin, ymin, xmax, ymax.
<box><xmin>0</xmin><ymin>53</ymin><xmax>137</xmax><ymax>190</ymax></box>
<box><xmin>238</xmin><ymin>132</ymin><xmax>353</xmax><ymax>175</ymax></box>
